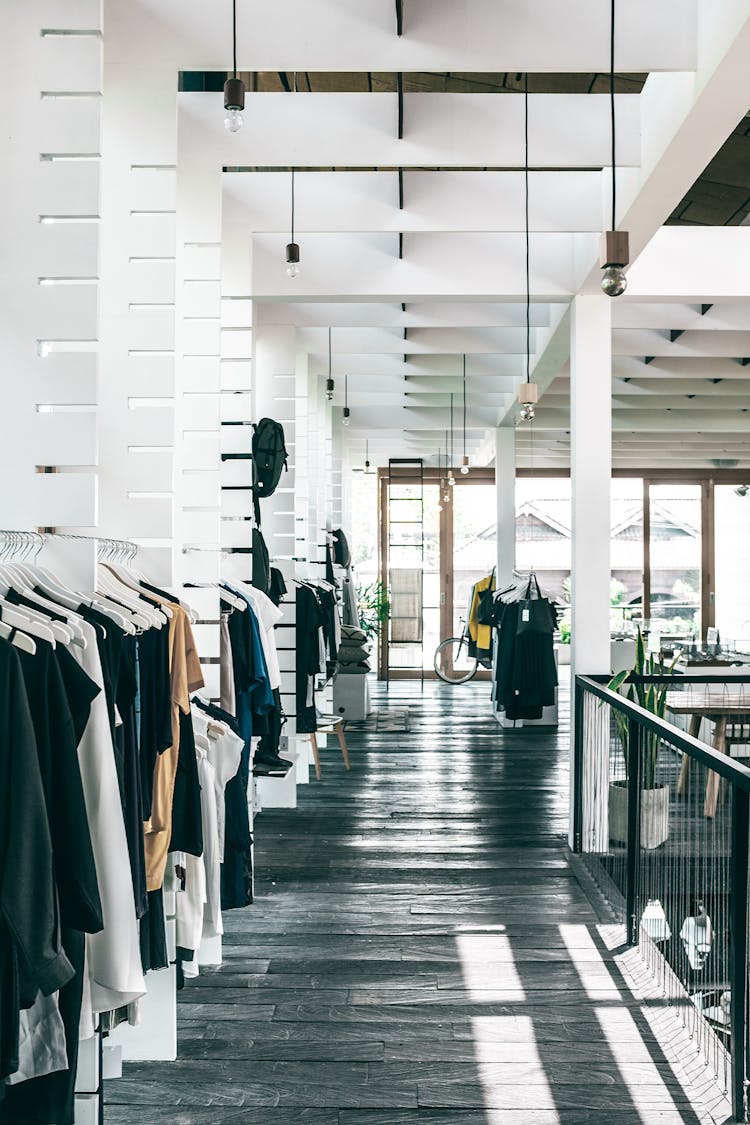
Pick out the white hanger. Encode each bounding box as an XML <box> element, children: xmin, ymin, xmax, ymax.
<box><xmin>0</xmin><ymin>619</ymin><xmax>36</xmax><ymax>655</ymax></box>
<box><xmin>0</xmin><ymin>600</ymin><xmax>56</xmax><ymax>648</ymax></box>
<box><xmin>0</xmin><ymin>577</ymin><xmax>73</xmax><ymax>645</ymax></box>
<box><xmin>102</xmin><ymin>563</ymin><xmax>175</xmax><ymax>620</ymax></box>
<box><xmin>219</xmin><ymin>582</ymin><xmax>248</xmax><ymax>612</ymax></box>
<box><xmin>96</xmin><ymin>566</ymin><xmax>163</xmax><ymax>630</ymax></box>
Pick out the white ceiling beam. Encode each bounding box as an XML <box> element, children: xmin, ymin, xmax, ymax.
<box><xmin>312</xmin><ymin>354</ymin><xmax>527</xmax><ymax>377</ymax></box>
<box><xmin>626</xmin><ymin>228</ymin><xmax>750</xmax><ymax>302</ymax></box>
<box><xmin>251</xmin><ymin>232</ymin><xmax>577</xmax><ymax>300</ymax></box>
<box><xmin>183</xmin><ymin>92</ymin><xmax>641</xmax><ymax>169</ymax></box>
<box><xmin>613</xmin><ymin>326</ymin><xmax>750</xmax><ymax>358</ymax></box>
<box><xmin>301</xmin><ymin>325</ymin><xmax>542</xmax><ymax>354</ymax></box>
<box><xmin>223</xmin><ymin>170</ymin><xmax>604</xmax><ymax>234</ymax></box>
<box><xmin>256</xmin><ymin>300</ymin><xmax>553</xmax><ymax>328</ymax></box>
<box><xmin>612</xmin><ymin>356</ymin><xmax>750</xmax><ymax>381</ymax></box>
<box><xmin>118</xmin><ymin>0</ymin><xmax>695</xmax><ymax>71</ymax></box>
<box><xmin>610</xmin><ymin>302</ymin><xmax>750</xmax><ymax>331</ymax></box>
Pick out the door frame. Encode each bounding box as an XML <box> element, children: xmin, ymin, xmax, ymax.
<box><xmin>378</xmin><ymin>466</ymin><xmax>495</xmax><ymax>679</ymax></box>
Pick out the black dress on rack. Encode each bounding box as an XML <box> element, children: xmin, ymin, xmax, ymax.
<box><xmin>492</xmin><ymin>589</ymin><xmax>558</xmax><ymax>722</ymax></box>
<box><xmin>296</xmin><ymin>583</ymin><xmax>325</xmax><ymax>734</ymax></box>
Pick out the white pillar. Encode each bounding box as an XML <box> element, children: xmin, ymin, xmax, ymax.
<box><xmin>570</xmin><ymin>294</ymin><xmax>612</xmax><ymax>678</ymax></box>
<box><xmin>254</xmin><ymin>326</ymin><xmax>298</xmax><ymax>562</ymax></box>
<box><xmin>495</xmin><ymin>427</ymin><xmax>516</xmax><ymax>586</ymax></box>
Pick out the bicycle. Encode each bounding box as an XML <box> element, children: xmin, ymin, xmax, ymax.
<box><xmin>434</xmin><ymin>617</ymin><xmax>479</xmax><ymax>684</ymax></box>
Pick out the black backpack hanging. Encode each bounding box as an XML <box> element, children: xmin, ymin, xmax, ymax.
<box><xmin>252</xmin><ymin>418</ymin><xmax>288</xmax><ymax>523</ymax></box>
<box><xmin>331</xmin><ymin>528</ymin><xmax>351</xmax><ymax>568</ymax></box>
<box><xmin>251</xmin><ymin>527</ymin><xmax>271</xmax><ymax>595</ymax></box>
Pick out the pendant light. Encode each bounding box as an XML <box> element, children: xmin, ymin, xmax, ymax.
<box><xmin>448</xmin><ymin>393</ymin><xmax>456</xmax><ymax>486</ymax></box>
<box><xmin>365</xmin><ymin>440</ymin><xmax>371</xmax><ymax>473</ymax></box>
<box><xmin>285</xmin><ymin>74</ymin><xmax>301</xmax><ymax>277</ymax></box>
<box><xmin>223</xmin><ymin>0</ymin><xmax>245</xmax><ymax>132</ymax></box>
<box><xmin>342</xmin><ymin>376</ymin><xmax>350</xmax><ymax>426</ymax></box>
<box><xmin>600</xmin><ymin>0</ymin><xmax>629</xmax><ymax>296</ymax></box>
<box><xmin>442</xmin><ymin>432</ymin><xmax>451</xmax><ymax>505</ymax></box>
<box><xmin>460</xmin><ymin>353</ymin><xmax>470</xmax><ymax>473</ymax></box>
<box><xmin>436</xmin><ymin>446</ymin><xmax>443</xmax><ymax>512</ymax></box>
<box><xmin>325</xmin><ymin>327</ymin><xmax>334</xmax><ymax>401</ymax></box>
<box><xmin>286</xmin><ymin>168</ymin><xmax>300</xmax><ymax>278</ymax></box>
<box><xmin>518</xmin><ymin>72</ymin><xmax>538</xmax><ymax>423</ymax></box>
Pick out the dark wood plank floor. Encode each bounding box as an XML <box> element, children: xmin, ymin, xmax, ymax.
<box><xmin>105</xmin><ymin>678</ymin><xmax>713</xmax><ymax>1124</ymax></box>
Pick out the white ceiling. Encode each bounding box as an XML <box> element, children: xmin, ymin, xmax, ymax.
<box><xmin>166</xmin><ymin>0</ymin><xmax>750</xmax><ymax>470</ymax></box>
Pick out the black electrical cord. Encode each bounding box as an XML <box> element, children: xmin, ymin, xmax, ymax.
<box><xmin>524</xmin><ymin>72</ymin><xmax>530</xmax><ymax>386</ymax></box>
<box><xmin>461</xmin><ymin>351</ymin><xmax>465</xmax><ymax>456</ymax></box>
<box><xmin>290</xmin><ymin>167</ymin><xmax>296</xmax><ymax>243</ymax></box>
<box><xmin>610</xmin><ymin>0</ymin><xmax>616</xmax><ymax>231</ymax></box>
<box><xmin>328</xmin><ymin>326</ymin><xmax>332</xmax><ymax>379</ymax></box>
<box><xmin>449</xmin><ymin>393</ymin><xmax>454</xmax><ymax>469</ymax></box>
<box><xmin>232</xmin><ymin>0</ymin><xmax>237</xmax><ymax>78</ymax></box>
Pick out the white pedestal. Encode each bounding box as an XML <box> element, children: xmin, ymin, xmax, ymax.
<box><xmin>197</xmin><ymin>935</ymin><xmax>222</xmax><ymax>967</ymax></box>
<box><xmin>108</xmin><ymin>966</ymin><xmax>177</xmax><ymax>1062</ymax></box>
<box><xmin>283</xmin><ymin>737</ymin><xmax>311</xmax><ymax>784</ymax></box>
<box><xmin>257</xmin><ymin>758</ymin><xmax>298</xmax><ymax>808</ymax></box>
<box><xmin>333</xmin><ymin>674</ymin><xmax>371</xmax><ymax>720</ymax></box>
<box><xmin>74</xmin><ymin>1093</ymin><xmax>99</xmax><ymax>1125</ymax></box>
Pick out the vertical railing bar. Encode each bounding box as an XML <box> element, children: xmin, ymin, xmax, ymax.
<box><xmin>730</xmin><ymin>786</ymin><xmax>749</xmax><ymax>1122</ymax></box>
<box><xmin>626</xmin><ymin>715</ymin><xmax>642</xmax><ymax>946</ymax></box>
<box><xmin>573</xmin><ymin>677</ymin><xmax>584</xmax><ymax>853</ymax></box>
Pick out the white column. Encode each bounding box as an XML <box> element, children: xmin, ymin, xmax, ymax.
<box><xmin>494</xmin><ymin>426</ymin><xmax>516</xmax><ymax>586</ymax></box>
<box><xmin>570</xmin><ymin>293</ymin><xmax>612</xmax><ymax>678</ymax></box>
<box><xmin>254</xmin><ymin>326</ymin><xmax>298</xmax><ymax>562</ymax></box>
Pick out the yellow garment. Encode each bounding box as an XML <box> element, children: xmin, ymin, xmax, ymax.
<box><xmin>468</xmin><ymin>573</ymin><xmax>495</xmax><ymax>653</ymax></box>
<box><xmin>144</xmin><ymin>602</ymin><xmax>204</xmax><ymax>891</ymax></box>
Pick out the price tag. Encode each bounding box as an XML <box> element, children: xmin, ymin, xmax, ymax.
<box><xmin>522</xmin><ymin>608</ymin><xmax>530</xmax><ymax>622</ymax></box>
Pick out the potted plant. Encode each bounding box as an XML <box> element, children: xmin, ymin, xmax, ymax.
<box><xmin>607</xmin><ymin>629</ymin><xmax>677</xmax><ymax>850</ymax></box>
<box><xmin>356</xmin><ymin>580</ymin><xmax>389</xmax><ymax>643</ymax></box>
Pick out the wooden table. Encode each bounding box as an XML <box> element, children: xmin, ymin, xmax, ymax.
<box><xmin>667</xmin><ymin>690</ymin><xmax>750</xmax><ymax>817</ymax></box>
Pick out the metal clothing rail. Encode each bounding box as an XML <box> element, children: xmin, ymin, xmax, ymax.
<box><xmin>0</xmin><ymin>529</ymin><xmax>138</xmax><ymax>561</ymax></box>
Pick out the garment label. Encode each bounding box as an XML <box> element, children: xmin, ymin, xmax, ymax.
<box><xmin>522</xmin><ymin>608</ymin><xmax>530</xmax><ymax>622</ymax></box>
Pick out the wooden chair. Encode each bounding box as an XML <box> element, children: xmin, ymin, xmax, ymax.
<box><xmin>308</xmin><ymin>715</ymin><xmax>351</xmax><ymax>781</ymax></box>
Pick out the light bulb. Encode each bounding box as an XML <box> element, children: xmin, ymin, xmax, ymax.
<box><xmin>460</xmin><ymin>464</ymin><xmax>470</xmax><ymax>475</ymax></box>
<box><xmin>519</xmin><ymin>403</ymin><xmax>535</xmax><ymax>422</ymax></box>
<box><xmin>601</xmin><ymin>265</ymin><xmax>627</xmax><ymax>297</ymax></box>
<box><xmin>443</xmin><ymin>492</ymin><xmax>450</xmax><ymax>504</ymax></box>
<box><xmin>286</xmin><ymin>242</ymin><xmax>300</xmax><ymax>278</ymax></box>
<box><xmin>448</xmin><ymin>475</ymin><xmax>456</xmax><ymax>487</ymax></box>
<box><xmin>224</xmin><ymin>108</ymin><xmax>244</xmax><ymax>133</ymax></box>
<box><xmin>326</xmin><ymin>377</ymin><xmax>334</xmax><ymax>401</ymax></box>
<box><xmin>437</xmin><ymin>503</ymin><xmax>443</xmax><ymax>512</ymax></box>
<box><xmin>342</xmin><ymin>407</ymin><xmax>350</xmax><ymax>427</ymax></box>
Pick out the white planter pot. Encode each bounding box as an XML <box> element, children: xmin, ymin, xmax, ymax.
<box><xmin>609</xmin><ymin>781</ymin><xmax>670</xmax><ymax>850</ymax></box>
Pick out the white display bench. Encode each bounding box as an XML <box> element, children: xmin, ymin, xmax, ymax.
<box><xmin>333</xmin><ymin>673</ymin><xmax>372</xmax><ymax>721</ymax></box>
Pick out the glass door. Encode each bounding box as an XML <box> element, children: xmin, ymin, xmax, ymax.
<box><xmin>647</xmin><ymin>483</ymin><xmax>702</xmax><ymax>642</ymax></box>
<box><xmin>380</xmin><ymin>468</ymin><xmax>495</xmax><ymax>677</ymax></box>
<box><xmin>714</xmin><ymin>484</ymin><xmax>750</xmax><ymax>646</ymax></box>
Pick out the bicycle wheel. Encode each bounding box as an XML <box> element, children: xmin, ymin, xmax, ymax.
<box><xmin>434</xmin><ymin>636</ymin><xmax>479</xmax><ymax>684</ymax></box>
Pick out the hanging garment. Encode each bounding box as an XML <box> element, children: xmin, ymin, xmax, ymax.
<box><xmin>69</xmin><ymin>621</ymin><xmax>145</xmax><ymax>1022</ymax></box>
<box><xmin>467</xmin><ymin>572</ymin><xmax>495</xmax><ymax>663</ymax></box>
<box><xmin>219</xmin><ymin>610</ymin><xmax>236</xmax><ymax>716</ymax></box>
<box><xmin>0</xmin><ymin>639</ymin><xmax>74</xmax><ymax>1082</ymax></box>
<box><xmin>144</xmin><ymin>603</ymin><xmax>204</xmax><ymax>893</ymax></box>
<box><xmin>492</xmin><ymin>579</ymin><xmax>558</xmax><ymax>722</ymax></box>
<box><xmin>296</xmin><ymin>583</ymin><xmax>326</xmax><ymax>734</ymax></box>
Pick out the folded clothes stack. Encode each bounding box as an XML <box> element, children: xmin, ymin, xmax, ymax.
<box><xmin>337</xmin><ymin>625</ymin><xmax>372</xmax><ymax>675</ymax></box>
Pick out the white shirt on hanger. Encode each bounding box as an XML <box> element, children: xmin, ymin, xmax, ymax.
<box><xmin>72</xmin><ymin>620</ymin><xmax>145</xmax><ymax>1031</ymax></box>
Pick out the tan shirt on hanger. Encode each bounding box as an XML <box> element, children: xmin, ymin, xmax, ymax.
<box><xmin>144</xmin><ymin>601</ymin><xmax>204</xmax><ymax>891</ymax></box>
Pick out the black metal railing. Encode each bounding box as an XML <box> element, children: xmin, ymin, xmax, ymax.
<box><xmin>573</xmin><ymin>673</ymin><xmax>750</xmax><ymax>1122</ymax></box>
